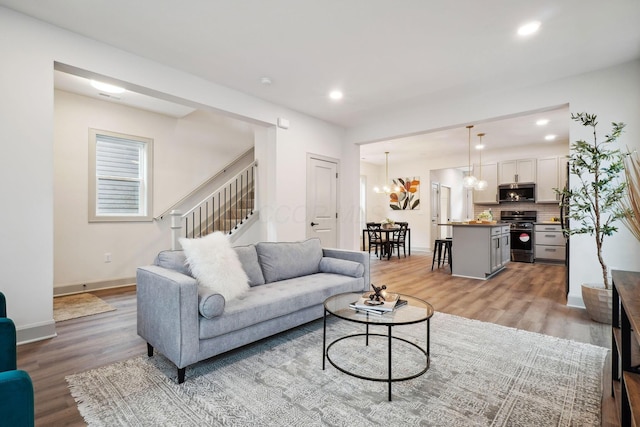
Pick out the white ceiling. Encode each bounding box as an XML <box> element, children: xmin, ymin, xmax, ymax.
<box><xmin>3</xmin><ymin>1</ymin><xmax>638</xmax><ymax>163</ymax></box>
<box><xmin>359</xmin><ymin>105</ymin><xmax>570</xmax><ymax>165</ymax></box>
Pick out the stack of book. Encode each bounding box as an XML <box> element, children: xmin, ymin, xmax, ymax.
<box><xmin>349</xmin><ymin>292</ymin><xmax>407</xmax><ymax>315</ymax></box>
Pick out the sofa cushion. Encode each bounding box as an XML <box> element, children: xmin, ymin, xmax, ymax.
<box><xmin>198</xmin><ymin>288</ymin><xmax>225</xmax><ymax>319</ymax></box>
<box><xmin>179</xmin><ymin>232</ymin><xmax>249</xmax><ymax>301</ymax></box>
<box><xmin>233</xmin><ymin>245</ymin><xmax>266</xmax><ymax>287</ymax></box>
<box><xmin>155</xmin><ymin>250</ymin><xmax>191</xmax><ymax>276</ymax></box>
<box><xmin>199</xmin><ymin>273</ymin><xmax>365</xmax><ymax>339</ymax></box>
<box><xmin>256</xmin><ymin>238</ymin><xmax>323</xmax><ymax>283</ymax></box>
<box><xmin>319</xmin><ymin>257</ymin><xmax>364</xmax><ymax>278</ymax></box>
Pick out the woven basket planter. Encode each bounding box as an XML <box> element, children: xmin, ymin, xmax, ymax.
<box><xmin>581</xmin><ymin>284</ymin><xmax>612</xmax><ymax>324</ymax></box>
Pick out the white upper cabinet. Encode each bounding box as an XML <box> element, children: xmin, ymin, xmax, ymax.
<box><xmin>536</xmin><ymin>156</ymin><xmax>568</xmax><ymax>203</ymax></box>
<box><xmin>473</xmin><ymin>162</ymin><xmax>498</xmax><ymax>204</ymax></box>
<box><xmin>498</xmin><ymin>159</ymin><xmax>536</xmax><ymax>184</ymax></box>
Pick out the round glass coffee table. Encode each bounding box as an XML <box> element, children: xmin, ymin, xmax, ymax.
<box><xmin>323</xmin><ymin>292</ymin><xmax>434</xmax><ymax>401</ymax></box>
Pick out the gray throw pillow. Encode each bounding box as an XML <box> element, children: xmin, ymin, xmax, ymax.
<box><xmin>155</xmin><ymin>250</ymin><xmax>191</xmax><ymax>276</ymax></box>
<box><xmin>319</xmin><ymin>257</ymin><xmax>364</xmax><ymax>278</ymax></box>
<box><xmin>198</xmin><ymin>287</ymin><xmax>225</xmax><ymax>319</ymax></box>
<box><xmin>233</xmin><ymin>245</ymin><xmax>266</xmax><ymax>286</ymax></box>
<box><xmin>256</xmin><ymin>238</ymin><xmax>323</xmax><ymax>283</ymax></box>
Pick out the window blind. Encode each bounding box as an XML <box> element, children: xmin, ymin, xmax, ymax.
<box><xmin>95</xmin><ymin>135</ymin><xmax>144</xmax><ymax>215</ymax></box>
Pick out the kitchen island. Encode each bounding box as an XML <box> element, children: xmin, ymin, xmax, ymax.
<box><xmin>449</xmin><ymin>223</ymin><xmax>510</xmax><ymax>280</ymax></box>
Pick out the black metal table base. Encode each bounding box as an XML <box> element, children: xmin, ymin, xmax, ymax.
<box><xmin>323</xmin><ymin>311</ymin><xmax>430</xmax><ymax>401</ymax></box>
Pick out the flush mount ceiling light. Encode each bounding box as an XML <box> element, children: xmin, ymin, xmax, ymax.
<box><xmin>90</xmin><ymin>79</ymin><xmax>126</xmax><ymax>94</ymax></box>
<box><xmin>373</xmin><ymin>151</ymin><xmax>400</xmax><ymax>195</ymax></box>
<box><xmin>260</xmin><ymin>77</ymin><xmax>272</xmax><ymax>86</ymax></box>
<box><xmin>474</xmin><ymin>133</ymin><xmax>488</xmax><ymax>191</ymax></box>
<box><xmin>462</xmin><ymin>125</ymin><xmax>478</xmax><ymax>189</ymax></box>
<box><xmin>518</xmin><ymin>21</ymin><xmax>541</xmax><ymax>36</ymax></box>
<box><xmin>536</xmin><ymin>118</ymin><xmax>549</xmax><ymax>126</ymax></box>
<box><xmin>329</xmin><ymin>90</ymin><xmax>343</xmax><ymax>100</ymax></box>
<box><xmin>545</xmin><ymin>134</ymin><xmax>557</xmax><ymax>141</ymax></box>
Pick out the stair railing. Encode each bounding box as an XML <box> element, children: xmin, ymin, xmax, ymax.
<box><xmin>170</xmin><ymin>161</ymin><xmax>257</xmax><ymax>249</ymax></box>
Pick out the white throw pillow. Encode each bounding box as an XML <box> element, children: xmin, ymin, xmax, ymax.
<box><xmin>179</xmin><ymin>232</ymin><xmax>249</xmax><ymax>301</ymax></box>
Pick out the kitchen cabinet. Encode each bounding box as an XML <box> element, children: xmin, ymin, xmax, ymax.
<box><xmin>498</xmin><ymin>159</ymin><xmax>536</xmax><ymax>185</ymax></box>
<box><xmin>536</xmin><ymin>156</ymin><xmax>568</xmax><ymax>203</ymax></box>
<box><xmin>451</xmin><ymin>224</ymin><xmax>510</xmax><ymax>279</ymax></box>
<box><xmin>472</xmin><ymin>163</ymin><xmax>498</xmax><ymax>204</ymax></box>
<box><xmin>534</xmin><ymin>223</ymin><xmax>565</xmax><ymax>262</ymax></box>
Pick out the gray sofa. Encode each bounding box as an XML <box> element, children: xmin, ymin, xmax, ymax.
<box><xmin>137</xmin><ymin>238</ymin><xmax>369</xmax><ymax>383</ymax></box>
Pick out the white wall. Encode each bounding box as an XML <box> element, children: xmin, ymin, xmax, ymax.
<box><xmin>0</xmin><ymin>7</ymin><xmax>357</xmax><ymax>343</ymax></box>
<box><xmin>54</xmin><ymin>90</ymin><xmax>255</xmax><ymax>289</ymax></box>
<box><xmin>351</xmin><ymin>60</ymin><xmax>640</xmax><ymax>307</ymax></box>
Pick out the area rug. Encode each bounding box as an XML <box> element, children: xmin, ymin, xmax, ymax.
<box><xmin>66</xmin><ymin>312</ymin><xmax>607</xmax><ymax>426</ymax></box>
<box><xmin>54</xmin><ymin>293</ymin><xmax>116</xmax><ymax>322</ymax></box>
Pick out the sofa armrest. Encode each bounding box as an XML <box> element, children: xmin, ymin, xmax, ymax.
<box><xmin>136</xmin><ymin>266</ymin><xmax>201</xmax><ymax>369</ymax></box>
<box><xmin>322</xmin><ymin>248</ymin><xmax>370</xmax><ymax>292</ymax></box>
<box><xmin>0</xmin><ymin>370</ymin><xmax>34</xmax><ymax>427</ymax></box>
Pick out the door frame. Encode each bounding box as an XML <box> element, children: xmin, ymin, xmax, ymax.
<box><xmin>306</xmin><ymin>153</ymin><xmax>340</xmax><ymax>245</ymax></box>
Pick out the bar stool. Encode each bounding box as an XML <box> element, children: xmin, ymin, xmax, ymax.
<box><xmin>431</xmin><ymin>238</ymin><xmax>452</xmax><ymax>271</ymax></box>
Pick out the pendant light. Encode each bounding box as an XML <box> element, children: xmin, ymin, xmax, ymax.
<box><xmin>373</xmin><ymin>152</ymin><xmax>400</xmax><ymax>194</ymax></box>
<box><xmin>462</xmin><ymin>125</ymin><xmax>478</xmax><ymax>188</ymax></box>
<box><xmin>474</xmin><ymin>133</ymin><xmax>488</xmax><ymax>191</ymax></box>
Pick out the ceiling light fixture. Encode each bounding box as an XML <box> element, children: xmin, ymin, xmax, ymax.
<box><xmin>545</xmin><ymin>134</ymin><xmax>557</xmax><ymax>141</ymax></box>
<box><xmin>260</xmin><ymin>77</ymin><xmax>272</xmax><ymax>85</ymax></box>
<box><xmin>536</xmin><ymin>119</ymin><xmax>549</xmax><ymax>126</ymax></box>
<box><xmin>474</xmin><ymin>133</ymin><xmax>488</xmax><ymax>191</ymax></box>
<box><xmin>518</xmin><ymin>21</ymin><xmax>541</xmax><ymax>36</ymax></box>
<box><xmin>462</xmin><ymin>125</ymin><xmax>478</xmax><ymax>189</ymax></box>
<box><xmin>329</xmin><ymin>90</ymin><xmax>343</xmax><ymax>100</ymax></box>
<box><xmin>373</xmin><ymin>151</ymin><xmax>400</xmax><ymax>194</ymax></box>
<box><xmin>90</xmin><ymin>79</ymin><xmax>126</xmax><ymax>94</ymax></box>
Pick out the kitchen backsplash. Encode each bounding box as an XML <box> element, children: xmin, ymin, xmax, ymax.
<box><xmin>473</xmin><ymin>202</ymin><xmax>561</xmax><ymax>222</ymax></box>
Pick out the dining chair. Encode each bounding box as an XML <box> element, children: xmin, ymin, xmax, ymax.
<box><xmin>366</xmin><ymin>222</ymin><xmax>384</xmax><ymax>258</ymax></box>
<box><xmin>389</xmin><ymin>223</ymin><xmax>408</xmax><ymax>259</ymax></box>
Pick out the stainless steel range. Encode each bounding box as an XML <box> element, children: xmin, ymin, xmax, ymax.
<box><xmin>500</xmin><ymin>210</ymin><xmax>537</xmax><ymax>263</ymax></box>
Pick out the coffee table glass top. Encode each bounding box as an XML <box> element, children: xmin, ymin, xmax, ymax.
<box><xmin>324</xmin><ymin>292</ymin><xmax>434</xmax><ymax>325</ymax></box>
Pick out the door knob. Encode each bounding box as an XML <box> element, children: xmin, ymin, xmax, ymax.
<box><xmin>310</xmin><ymin>222</ymin><xmax>318</xmax><ymax>226</ymax></box>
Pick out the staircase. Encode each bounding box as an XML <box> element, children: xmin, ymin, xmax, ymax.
<box><xmin>170</xmin><ymin>161</ymin><xmax>257</xmax><ymax>249</ymax></box>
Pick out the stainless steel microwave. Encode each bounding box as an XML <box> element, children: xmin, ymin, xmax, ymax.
<box><xmin>498</xmin><ymin>183</ymin><xmax>535</xmax><ymax>203</ymax></box>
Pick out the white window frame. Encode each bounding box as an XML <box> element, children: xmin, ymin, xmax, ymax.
<box><xmin>88</xmin><ymin>129</ymin><xmax>153</xmax><ymax>222</ymax></box>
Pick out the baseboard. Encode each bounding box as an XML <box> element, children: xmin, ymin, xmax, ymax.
<box><xmin>17</xmin><ymin>320</ymin><xmax>57</xmax><ymax>345</ymax></box>
<box><xmin>566</xmin><ymin>294</ymin><xmax>586</xmax><ymax>309</ymax></box>
<box><xmin>54</xmin><ymin>277</ymin><xmax>136</xmax><ymax>296</ymax></box>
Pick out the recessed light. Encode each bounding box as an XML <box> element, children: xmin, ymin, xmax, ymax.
<box><xmin>90</xmin><ymin>80</ymin><xmax>126</xmax><ymax>94</ymax></box>
<box><xmin>260</xmin><ymin>77</ymin><xmax>272</xmax><ymax>86</ymax></box>
<box><xmin>518</xmin><ymin>21</ymin><xmax>541</xmax><ymax>36</ymax></box>
<box><xmin>536</xmin><ymin>119</ymin><xmax>549</xmax><ymax>126</ymax></box>
<box><xmin>329</xmin><ymin>90</ymin><xmax>343</xmax><ymax>100</ymax></box>
<box><xmin>475</xmin><ymin>144</ymin><xmax>485</xmax><ymax>150</ymax></box>
<box><xmin>545</xmin><ymin>134</ymin><xmax>556</xmax><ymax>141</ymax></box>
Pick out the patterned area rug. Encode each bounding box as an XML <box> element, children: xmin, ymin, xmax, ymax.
<box><xmin>66</xmin><ymin>312</ymin><xmax>607</xmax><ymax>426</ymax></box>
<box><xmin>54</xmin><ymin>293</ymin><xmax>116</xmax><ymax>322</ymax></box>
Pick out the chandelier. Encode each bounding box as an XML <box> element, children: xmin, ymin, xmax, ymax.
<box><xmin>475</xmin><ymin>132</ymin><xmax>488</xmax><ymax>191</ymax></box>
<box><xmin>373</xmin><ymin>152</ymin><xmax>400</xmax><ymax>194</ymax></box>
<box><xmin>462</xmin><ymin>125</ymin><xmax>477</xmax><ymax>188</ymax></box>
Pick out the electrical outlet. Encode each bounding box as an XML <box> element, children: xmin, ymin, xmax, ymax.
<box><xmin>105</xmin><ymin>253</ymin><xmax>111</xmax><ymax>263</ymax></box>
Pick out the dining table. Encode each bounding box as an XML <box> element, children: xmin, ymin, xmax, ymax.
<box><xmin>362</xmin><ymin>226</ymin><xmax>411</xmax><ymax>260</ymax></box>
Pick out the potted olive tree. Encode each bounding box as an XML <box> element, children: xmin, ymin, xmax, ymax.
<box><xmin>555</xmin><ymin>112</ymin><xmax>627</xmax><ymax>324</ymax></box>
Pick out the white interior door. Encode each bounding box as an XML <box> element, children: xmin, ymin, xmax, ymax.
<box><xmin>430</xmin><ymin>182</ymin><xmax>440</xmax><ymax>245</ymax></box>
<box><xmin>307</xmin><ymin>155</ymin><xmax>338</xmax><ymax>247</ymax></box>
<box><xmin>440</xmin><ymin>186</ymin><xmax>451</xmax><ymax>238</ymax></box>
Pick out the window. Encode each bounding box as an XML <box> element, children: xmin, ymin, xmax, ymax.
<box><xmin>89</xmin><ymin>129</ymin><xmax>153</xmax><ymax>222</ymax></box>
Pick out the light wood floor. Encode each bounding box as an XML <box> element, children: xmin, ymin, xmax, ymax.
<box><xmin>17</xmin><ymin>252</ymin><xmax>617</xmax><ymax>426</ymax></box>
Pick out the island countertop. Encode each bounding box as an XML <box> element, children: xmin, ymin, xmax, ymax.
<box><xmin>440</xmin><ymin>222</ymin><xmax>510</xmax><ymax>227</ymax></box>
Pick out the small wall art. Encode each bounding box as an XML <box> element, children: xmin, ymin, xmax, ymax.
<box><xmin>390</xmin><ymin>177</ymin><xmax>420</xmax><ymax>210</ymax></box>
